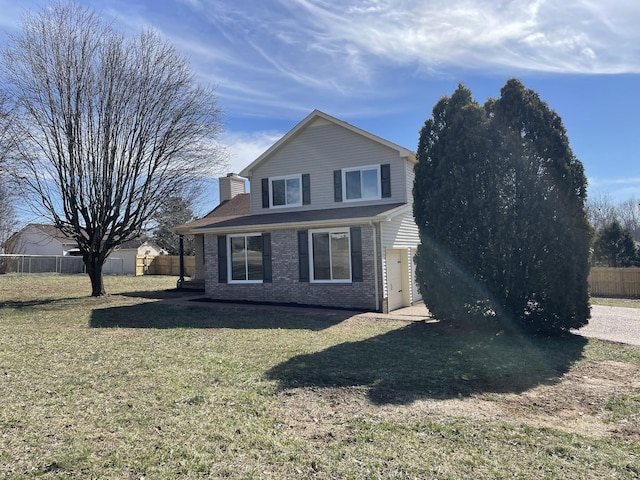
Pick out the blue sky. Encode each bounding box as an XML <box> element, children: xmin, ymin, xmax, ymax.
<box><xmin>1</xmin><ymin>0</ymin><xmax>639</xmax><ymax>208</ymax></box>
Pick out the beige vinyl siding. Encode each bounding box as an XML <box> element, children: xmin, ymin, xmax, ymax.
<box><xmin>380</xmin><ymin>211</ymin><xmax>421</xmax><ymax>309</ymax></box>
<box><xmin>380</xmin><ymin>211</ymin><xmax>420</xmax><ymax>250</ymax></box>
<box><xmin>248</xmin><ymin>119</ymin><xmax>410</xmax><ymax>214</ymax></box>
<box><xmin>405</xmin><ymin>160</ymin><xmax>416</xmax><ymax>202</ymax></box>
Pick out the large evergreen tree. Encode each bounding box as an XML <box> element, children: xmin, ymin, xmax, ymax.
<box><xmin>414</xmin><ymin>79</ymin><xmax>591</xmax><ymax>334</ymax></box>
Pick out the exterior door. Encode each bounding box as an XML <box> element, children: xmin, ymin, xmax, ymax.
<box><xmin>387</xmin><ymin>250</ymin><xmax>404</xmax><ymax>311</ymax></box>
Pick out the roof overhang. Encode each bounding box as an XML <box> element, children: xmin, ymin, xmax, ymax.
<box><xmin>180</xmin><ymin>203</ymin><xmax>412</xmax><ymax>236</ymax></box>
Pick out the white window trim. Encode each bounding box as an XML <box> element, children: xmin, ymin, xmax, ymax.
<box><xmin>227</xmin><ymin>233</ymin><xmax>263</xmax><ymax>284</ymax></box>
<box><xmin>269</xmin><ymin>174</ymin><xmax>303</xmax><ymax>208</ymax></box>
<box><xmin>308</xmin><ymin>228</ymin><xmax>352</xmax><ymax>283</ymax></box>
<box><xmin>342</xmin><ymin>164</ymin><xmax>381</xmax><ymax>203</ymax></box>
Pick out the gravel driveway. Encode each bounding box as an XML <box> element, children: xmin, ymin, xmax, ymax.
<box><xmin>575</xmin><ymin>305</ymin><xmax>640</xmax><ymax>346</ymax></box>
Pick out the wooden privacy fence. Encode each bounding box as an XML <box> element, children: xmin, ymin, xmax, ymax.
<box><xmin>136</xmin><ymin>255</ymin><xmax>195</xmax><ymax>277</ymax></box>
<box><xmin>588</xmin><ymin>267</ymin><xmax>640</xmax><ymax>298</ymax></box>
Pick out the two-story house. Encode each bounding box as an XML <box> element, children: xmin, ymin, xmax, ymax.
<box><xmin>176</xmin><ymin>110</ymin><xmax>422</xmax><ymax>312</ymax></box>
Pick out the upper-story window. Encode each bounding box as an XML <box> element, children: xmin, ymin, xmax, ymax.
<box><xmin>343</xmin><ymin>165</ymin><xmax>380</xmax><ymax>202</ymax></box>
<box><xmin>271</xmin><ymin>174</ymin><xmax>301</xmax><ymax>208</ymax></box>
<box><xmin>261</xmin><ymin>174</ymin><xmax>311</xmax><ymax>209</ymax></box>
<box><xmin>334</xmin><ymin>164</ymin><xmax>391</xmax><ymax>203</ymax></box>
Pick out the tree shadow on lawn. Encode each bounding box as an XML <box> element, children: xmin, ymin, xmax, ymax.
<box><xmin>89</xmin><ymin>300</ymin><xmax>353</xmax><ymax>331</ymax></box>
<box><xmin>266</xmin><ymin>319</ymin><xmax>588</xmax><ymax>405</ymax></box>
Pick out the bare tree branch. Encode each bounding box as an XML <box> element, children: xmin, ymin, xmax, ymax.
<box><xmin>1</xmin><ymin>1</ymin><xmax>225</xmax><ymax>294</ymax></box>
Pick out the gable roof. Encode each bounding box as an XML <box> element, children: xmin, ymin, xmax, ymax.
<box><xmin>239</xmin><ymin>110</ymin><xmax>416</xmax><ymax>177</ymax></box>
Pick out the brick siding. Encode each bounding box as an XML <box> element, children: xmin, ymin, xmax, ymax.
<box><xmin>203</xmin><ymin>225</ymin><xmax>382</xmax><ymax>311</ymax></box>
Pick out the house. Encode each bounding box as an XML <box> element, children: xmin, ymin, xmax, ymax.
<box><xmin>175</xmin><ymin>110</ymin><xmax>422</xmax><ymax>312</ymax></box>
<box><xmin>3</xmin><ymin>224</ymin><xmax>79</xmax><ymax>256</ymax></box>
<box><xmin>111</xmin><ymin>238</ymin><xmax>165</xmax><ymax>275</ymax></box>
<box><xmin>4</xmin><ymin>224</ymin><xmax>164</xmax><ymax>274</ymax></box>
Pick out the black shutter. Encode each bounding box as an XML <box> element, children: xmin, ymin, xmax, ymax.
<box><xmin>350</xmin><ymin>227</ymin><xmax>363</xmax><ymax>282</ymax></box>
<box><xmin>381</xmin><ymin>164</ymin><xmax>391</xmax><ymax>198</ymax></box>
<box><xmin>262</xmin><ymin>233</ymin><xmax>272</xmax><ymax>283</ymax></box>
<box><xmin>261</xmin><ymin>178</ymin><xmax>269</xmax><ymax>208</ymax></box>
<box><xmin>302</xmin><ymin>174</ymin><xmax>311</xmax><ymax>205</ymax></box>
<box><xmin>333</xmin><ymin>170</ymin><xmax>342</xmax><ymax>202</ymax></box>
<box><xmin>217</xmin><ymin>235</ymin><xmax>227</xmax><ymax>283</ymax></box>
<box><xmin>298</xmin><ymin>230</ymin><xmax>309</xmax><ymax>282</ymax></box>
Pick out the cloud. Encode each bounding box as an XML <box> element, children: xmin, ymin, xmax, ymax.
<box><xmin>281</xmin><ymin>0</ymin><xmax>640</xmax><ymax>74</ymax></box>
<box><xmin>220</xmin><ymin>130</ymin><xmax>284</xmax><ymax>175</ymax></box>
<box><xmin>588</xmin><ymin>176</ymin><xmax>640</xmax><ymax>201</ymax></box>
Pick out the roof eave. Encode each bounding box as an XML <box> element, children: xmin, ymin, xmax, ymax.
<box><xmin>183</xmin><ymin>203</ymin><xmax>412</xmax><ymax>236</ymax></box>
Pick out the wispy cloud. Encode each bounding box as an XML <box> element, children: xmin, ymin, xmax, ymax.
<box><xmin>589</xmin><ymin>176</ymin><xmax>640</xmax><ymax>200</ymax></box>
<box><xmin>279</xmin><ymin>0</ymin><xmax>640</xmax><ymax>74</ymax></box>
<box><xmin>221</xmin><ymin>131</ymin><xmax>285</xmax><ymax>174</ymax></box>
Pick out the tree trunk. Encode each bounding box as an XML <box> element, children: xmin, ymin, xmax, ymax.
<box><xmin>84</xmin><ymin>253</ymin><xmax>106</xmax><ymax>296</ymax></box>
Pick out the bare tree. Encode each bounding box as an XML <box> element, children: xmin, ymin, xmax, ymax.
<box><xmin>616</xmin><ymin>197</ymin><xmax>640</xmax><ymax>242</ymax></box>
<box><xmin>0</xmin><ymin>90</ymin><xmax>17</xmax><ymax>249</ymax></box>
<box><xmin>1</xmin><ymin>1</ymin><xmax>224</xmax><ymax>294</ymax></box>
<box><xmin>586</xmin><ymin>191</ymin><xmax>617</xmax><ymax>234</ymax></box>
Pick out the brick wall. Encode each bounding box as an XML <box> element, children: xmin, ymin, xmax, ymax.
<box><xmin>203</xmin><ymin>225</ymin><xmax>382</xmax><ymax>311</ymax></box>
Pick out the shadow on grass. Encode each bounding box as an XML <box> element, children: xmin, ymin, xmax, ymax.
<box><xmin>118</xmin><ymin>289</ymin><xmax>195</xmax><ymax>300</ymax></box>
<box><xmin>0</xmin><ymin>298</ymin><xmax>84</xmax><ymax>309</ymax></box>
<box><xmin>89</xmin><ymin>300</ymin><xmax>352</xmax><ymax>331</ymax></box>
<box><xmin>266</xmin><ymin>319</ymin><xmax>588</xmax><ymax>405</ymax></box>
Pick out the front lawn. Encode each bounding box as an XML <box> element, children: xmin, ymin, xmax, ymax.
<box><xmin>1</xmin><ymin>274</ymin><xmax>639</xmax><ymax>479</ymax></box>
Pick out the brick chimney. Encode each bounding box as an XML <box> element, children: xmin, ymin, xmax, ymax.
<box><xmin>218</xmin><ymin>173</ymin><xmax>247</xmax><ymax>202</ymax></box>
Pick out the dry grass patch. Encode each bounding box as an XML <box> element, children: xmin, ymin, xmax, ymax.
<box><xmin>1</xmin><ymin>274</ymin><xmax>639</xmax><ymax>479</ymax></box>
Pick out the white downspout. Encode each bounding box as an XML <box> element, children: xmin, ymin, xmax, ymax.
<box><xmin>370</xmin><ymin>220</ymin><xmax>380</xmax><ymax>312</ymax></box>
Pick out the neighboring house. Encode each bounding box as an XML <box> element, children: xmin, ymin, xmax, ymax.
<box><xmin>175</xmin><ymin>110</ymin><xmax>422</xmax><ymax>312</ymax></box>
<box><xmin>112</xmin><ymin>238</ymin><xmax>165</xmax><ymax>275</ymax></box>
<box><xmin>4</xmin><ymin>224</ymin><xmax>163</xmax><ymax>275</ymax></box>
<box><xmin>4</xmin><ymin>224</ymin><xmax>79</xmax><ymax>256</ymax></box>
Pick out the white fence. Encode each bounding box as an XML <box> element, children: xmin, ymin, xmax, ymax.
<box><xmin>0</xmin><ymin>255</ymin><xmax>125</xmax><ymax>275</ymax></box>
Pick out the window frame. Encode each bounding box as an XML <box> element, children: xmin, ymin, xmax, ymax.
<box><xmin>227</xmin><ymin>233</ymin><xmax>264</xmax><ymax>284</ymax></box>
<box><xmin>308</xmin><ymin>228</ymin><xmax>352</xmax><ymax>283</ymax></box>
<box><xmin>341</xmin><ymin>164</ymin><xmax>381</xmax><ymax>202</ymax></box>
<box><xmin>269</xmin><ymin>174</ymin><xmax>303</xmax><ymax>208</ymax></box>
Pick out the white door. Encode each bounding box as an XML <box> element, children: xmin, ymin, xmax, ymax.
<box><xmin>387</xmin><ymin>250</ymin><xmax>404</xmax><ymax>311</ymax></box>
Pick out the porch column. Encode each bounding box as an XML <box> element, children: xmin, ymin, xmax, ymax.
<box><xmin>178</xmin><ymin>235</ymin><xmax>185</xmax><ymax>288</ymax></box>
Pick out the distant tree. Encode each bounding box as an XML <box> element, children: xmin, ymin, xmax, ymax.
<box><xmin>593</xmin><ymin>220</ymin><xmax>639</xmax><ymax>267</ymax></box>
<box><xmin>586</xmin><ymin>192</ymin><xmax>617</xmax><ymax>235</ymax></box>
<box><xmin>616</xmin><ymin>197</ymin><xmax>640</xmax><ymax>242</ymax></box>
<box><xmin>0</xmin><ymin>90</ymin><xmax>17</xmax><ymax>248</ymax></box>
<box><xmin>414</xmin><ymin>79</ymin><xmax>591</xmax><ymax>335</ymax></box>
<box><xmin>151</xmin><ymin>196</ymin><xmax>195</xmax><ymax>255</ymax></box>
<box><xmin>1</xmin><ymin>1</ymin><xmax>223</xmax><ymax>295</ymax></box>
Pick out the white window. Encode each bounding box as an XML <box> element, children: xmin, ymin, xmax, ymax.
<box><xmin>309</xmin><ymin>229</ymin><xmax>351</xmax><ymax>283</ymax></box>
<box><xmin>270</xmin><ymin>174</ymin><xmax>302</xmax><ymax>208</ymax></box>
<box><xmin>228</xmin><ymin>234</ymin><xmax>263</xmax><ymax>283</ymax></box>
<box><xmin>342</xmin><ymin>165</ymin><xmax>380</xmax><ymax>202</ymax></box>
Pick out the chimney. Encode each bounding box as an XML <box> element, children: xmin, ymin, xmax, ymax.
<box><xmin>219</xmin><ymin>173</ymin><xmax>247</xmax><ymax>202</ymax></box>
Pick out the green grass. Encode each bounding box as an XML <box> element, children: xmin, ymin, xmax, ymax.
<box><xmin>590</xmin><ymin>297</ymin><xmax>640</xmax><ymax>308</ymax></box>
<box><xmin>1</xmin><ymin>274</ymin><xmax>639</xmax><ymax>479</ymax></box>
